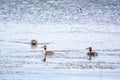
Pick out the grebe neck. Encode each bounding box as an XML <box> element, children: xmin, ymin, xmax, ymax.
<box><xmin>44</xmin><ymin>48</ymin><xmax>47</xmax><ymax>53</ymax></box>
<box><xmin>89</xmin><ymin>47</ymin><xmax>92</xmax><ymax>52</ymax></box>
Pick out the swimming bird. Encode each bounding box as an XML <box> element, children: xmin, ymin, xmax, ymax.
<box><xmin>78</xmin><ymin>8</ymin><xmax>82</xmax><ymax>13</ymax></box>
<box><xmin>30</xmin><ymin>40</ymin><xmax>38</xmax><ymax>46</ymax></box>
<box><xmin>86</xmin><ymin>47</ymin><xmax>98</xmax><ymax>60</ymax></box>
<box><xmin>42</xmin><ymin>45</ymin><xmax>54</xmax><ymax>62</ymax></box>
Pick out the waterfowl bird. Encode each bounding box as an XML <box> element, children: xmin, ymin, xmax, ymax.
<box><xmin>86</xmin><ymin>47</ymin><xmax>98</xmax><ymax>60</ymax></box>
<box><xmin>78</xmin><ymin>8</ymin><xmax>82</xmax><ymax>13</ymax></box>
<box><xmin>42</xmin><ymin>45</ymin><xmax>54</xmax><ymax>62</ymax></box>
<box><xmin>30</xmin><ymin>40</ymin><xmax>38</xmax><ymax>46</ymax></box>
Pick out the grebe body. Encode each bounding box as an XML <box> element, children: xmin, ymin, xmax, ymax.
<box><xmin>86</xmin><ymin>47</ymin><xmax>98</xmax><ymax>60</ymax></box>
<box><xmin>42</xmin><ymin>45</ymin><xmax>54</xmax><ymax>62</ymax></box>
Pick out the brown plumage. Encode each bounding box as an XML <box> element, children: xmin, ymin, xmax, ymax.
<box><xmin>42</xmin><ymin>45</ymin><xmax>54</xmax><ymax>62</ymax></box>
<box><xmin>86</xmin><ymin>47</ymin><xmax>98</xmax><ymax>60</ymax></box>
<box><xmin>31</xmin><ymin>40</ymin><xmax>38</xmax><ymax>46</ymax></box>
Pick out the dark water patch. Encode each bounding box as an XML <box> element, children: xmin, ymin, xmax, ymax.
<box><xmin>101</xmin><ymin>54</ymin><xmax>120</xmax><ymax>57</ymax></box>
<box><xmin>53</xmin><ymin>61</ymin><xmax>119</xmax><ymax>69</ymax></box>
<box><xmin>10</xmin><ymin>50</ymin><xmax>42</xmax><ymax>53</ymax></box>
<box><xmin>0</xmin><ymin>40</ymin><xmax>52</xmax><ymax>45</ymax></box>
<box><xmin>0</xmin><ymin>63</ymin><xmax>22</xmax><ymax>68</ymax></box>
<box><xmin>0</xmin><ymin>70</ymin><xmax>24</xmax><ymax>75</ymax></box>
<box><xmin>7</xmin><ymin>41</ymin><xmax>31</xmax><ymax>44</ymax></box>
<box><xmin>0</xmin><ymin>60</ymin><xmax>42</xmax><ymax>68</ymax></box>
<box><xmin>0</xmin><ymin>30</ymin><xmax>6</xmax><ymax>33</ymax></box>
<box><xmin>65</xmin><ymin>57</ymin><xmax>86</xmax><ymax>59</ymax></box>
<box><xmin>0</xmin><ymin>50</ymin><xmax>43</xmax><ymax>54</ymax></box>
<box><xmin>0</xmin><ymin>39</ymin><xmax>5</xmax><ymax>42</ymax></box>
<box><xmin>54</xmin><ymin>50</ymin><xmax>81</xmax><ymax>53</ymax></box>
<box><xmin>87</xmin><ymin>29</ymin><xmax>120</xmax><ymax>35</ymax></box>
<box><xmin>96</xmin><ymin>49</ymin><xmax>120</xmax><ymax>52</ymax></box>
<box><xmin>0</xmin><ymin>55</ymin><xmax>42</xmax><ymax>59</ymax></box>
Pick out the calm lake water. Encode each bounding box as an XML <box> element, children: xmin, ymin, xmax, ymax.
<box><xmin>0</xmin><ymin>0</ymin><xmax>120</xmax><ymax>79</ymax></box>
<box><xmin>0</xmin><ymin>23</ymin><xmax>120</xmax><ymax>80</ymax></box>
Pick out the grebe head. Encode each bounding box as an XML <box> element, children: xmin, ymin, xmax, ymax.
<box><xmin>30</xmin><ymin>40</ymin><xmax>38</xmax><ymax>49</ymax></box>
<box><xmin>86</xmin><ymin>47</ymin><xmax>92</xmax><ymax>52</ymax></box>
<box><xmin>42</xmin><ymin>45</ymin><xmax>47</xmax><ymax>50</ymax></box>
<box><xmin>31</xmin><ymin>40</ymin><xmax>38</xmax><ymax>45</ymax></box>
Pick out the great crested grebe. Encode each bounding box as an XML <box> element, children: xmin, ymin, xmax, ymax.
<box><xmin>86</xmin><ymin>47</ymin><xmax>98</xmax><ymax>60</ymax></box>
<box><xmin>30</xmin><ymin>40</ymin><xmax>38</xmax><ymax>46</ymax></box>
<box><xmin>42</xmin><ymin>45</ymin><xmax>54</xmax><ymax>62</ymax></box>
